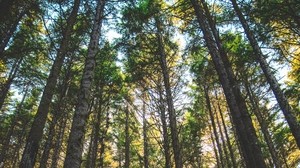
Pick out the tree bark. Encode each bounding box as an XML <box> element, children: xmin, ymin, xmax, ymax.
<box><xmin>157</xmin><ymin>83</ymin><xmax>171</xmax><ymax>168</ymax></box>
<box><xmin>0</xmin><ymin>57</ymin><xmax>23</xmax><ymax>110</ymax></box>
<box><xmin>63</xmin><ymin>0</ymin><xmax>105</xmax><ymax>167</ymax></box>
<box><xmin>209</xmin><ymin>124</ymin><xmax>221</xmax><ymax>168</ymax></box>
<box><xmin>155</xmin><ymin>16</ymin><xmax>182</xmax><ymax>168</ymax></box>
<box><xmin>142</xmin><ymin>93</ymin><xmax>149</xmax><ymax>168</ymax></box>
<box><xmin>39</xmin><ymin>65</ymin><xmax>71</xmax><ymax>168</ymax></box>
<box><xmin>230</xmin><ymin>0</ymin><xmax>300</xmax><ymax>148</ymax></box>
<box><xmin>50</xmin><ymin>115</ymin><xmax>68</xmax><ymax>168</ymax></box>
<box><xmin>190</xmin><ymin>0</ymin><xmax>266</xmax><ymax>167</ymax></box>
<box><xmin>244</xmin><ymin>79</ymin><xmax>283</xmax><ymax>167</ymax></box>
<box><xmin>99</xmin><ymin>109</ymin><xmax>110</xmax><ymax>168</ymax></box>
<box><xmin>215</xmin><ymin>93</ymin><xmax>237</xmax><ymax>168</ymax></box>
<box><xmin>0</xmin><ymin>83</ymin><xmax>29</xmax><ymax>164</ymax></box>
<box><xmin>204</xmin><ymin>85</ymin><xmax>224</xmax><ymax>168</ymax></box>
<box><xmin>20</xmin><ymin>1</ymin><xmax>80</xmax><ymax>167</ymax></box>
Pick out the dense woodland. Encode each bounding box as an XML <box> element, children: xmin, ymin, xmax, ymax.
<box><xmin>0</xmin><ymin>0</ymin><xmax>299</xmax><ymax>167</ymax></box>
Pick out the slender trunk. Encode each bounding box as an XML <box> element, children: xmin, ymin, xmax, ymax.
<box><xmin>20</xmin><ymin>1</ymin><xmax>80</xmax><ymax>167</ymax></box>
<box><xmin>230</xmin><ymin>0</ymin><xmax>300</xmax><ymax>148</ymax></box>
<box><xmin>155</xmin><ymin>16</ymin><xmax>182</xmax><ymax>168</ymax></box>
<box><xmin>12</xmin><ymin>122</ymin><xmax>28</xmax><ymax>167</ymax></box>
<box><xmin>86</xmin><ymin>124</ymin><xmax>95</xmax><ymax>168</ymax></box>
<box><xmin>0</xmin><ymin>12</ymin><xmax>25</xmax><ymax>59</ymax></box>
<box><xmin>204</xmin><ymin>86</ymin><xmax>224</xmax><ymax>168</ymax></box>
<box><xmin>215</xmin><ymin>94</ymin><xmax>237</xmax><ymax>168</ymax></box>
<box><xmin>63</xmin><ymin>1</ymin><xmax>105</xmax><ymax>167</ymax></box>
<box><xmin>124</xmin><ymin>106</ymin><xmax>130</xmax><ymax>168</ymax></box>
<box><xmin>209</xmin><ymin>124</ymin><xmax>221</xmax><ymax>168</ymax></box>
<box><xmin>245</xmin><ymin>80</ymin><xmax>283</xmax><ymax>167</ymax></box>
<box><xmin>39</xmin><ymin>78</ymin><xmax>71</xmax><ymax>168</ymax></box>
<box><xmin>0</xmin><ymin>57</ymin><xmax>23</xmax><ymax>110</ymax></box>
<box><xmin>40</xmin><ymin>60</ymin><xmax>73</xmax><ymax>168</ymax></box>
<box><xmin>0</xmin><ymin>83</ymin><xmax>29</xmax><ymax>164</ymax></box>
<box><xmin>190</xmin><ymin>0</ymin><xmax>266</xmax><ymax>167</ymax></box>
<box><xmin>50</xmin><ymin>116</ymin><xmax>68</xmax><ymax>168</ymax></box>
<box><xmin>215</xmin><ymin>104</ymin><xmax>230</xmax><ymax>168</ymax></box>
<box><xmin>99</xmin><ymin>110</ymin><xmax>110</xmax><ymax>168</ymax></box>
<box><xmin>142</xmin><ymin>94</ymin><xmax>149</xmax><ymax>168</ymax></box>
<box><xmin>39</xmin><ymin>121</ymin><xmax>55</xmax><ymax>168</ymax></box>
<box><xmin>90</xmin><ymin>95</ymin><xmax>103</xmax><ymax>168</ymax></box>
<box><xmin>158</xmin><ymin>84</ymin><xmax>171</xmax><ymax>168</ymax></box>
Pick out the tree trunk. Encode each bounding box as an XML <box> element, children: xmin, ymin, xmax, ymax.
<box><xmin>50</xmin><ymin>115</ymin><xmax>68</xmax><ymax>168</ymax></box>
<box><xmin>99</xmin><ymin>109</ymin><xmax>110</xmax><ymax>168</ymax></box>
<box><xmin>89</xmin><ymin>94</ymin><xmax>104</xmax><ymax>168</ymax></box>
<box><xmin>215</xmin><ymin>93</ymin><xmax>237</xmax><ymax>168</ymax></box>
<box><xmin>142</xmin><ymin>93</ymin><xmax>149</xmax><ymax>168</ymax></box>
<box><xmin>204</xmin><ymin>85</ymin><xmax>224</xmax><ymax>168</ymax></box>
<box><xmin>157</xmin><ymin>83</ymin><xmax>171</xmax><ymax>168</ymax></box>
<box><xmin>0</xmin><ymin>57</ymin><xmax>23</xmax><ymax>110</ymax></box>
<box><xmin>124</xmin><ymin>106</ymin><xmax>130</xmax><ymax>168</ymax></box>
<box><xmin>39</xmin><ymin>69</ymin><xmax>71</xmax><ymax>168</ymax></box>
<box><xmin>209</xmin><ymin>124</ymin><xmax>221</xmax><ymax>168</ymax></box>
<box><xmin>244</xmin><ymin>80</ymin><xmax>283</xmax><ymax>167</ymax></box>
<box><xmin>63</xmin><ymin>0</ymin><xmax>105</xmax><ymax>167</ymax></box>
<box><xmin>190</xmin><ymin>0</ymin><xmax>266</xmax><ymax>167</ymax></box>
<box><xmin>155</xmin><ymin>16</ymin><xmax>182</xmax><ymax>168</ymax></box>
<box><xmin>214</xmin><ymin>104</ymin><xmax>230</xmax><ymax>168</ymax></box>
<box><xmin>230</xmin><ymin>0</ymin><xmax>300</xmax><ymax>148</ymax></box>
<box><xmin>0</xmin><ymin>83</ymin><xmax>29</xmax><ymax>164</ymax></box>
<box><xmin>20</xmin><ymin>1</ymin><xmax>80</xmax><ymax>167</ymax></box>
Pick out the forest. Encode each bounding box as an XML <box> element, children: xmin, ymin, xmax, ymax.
<box><xmin>0</xmin><ymin>0</ymin><xmax>299</xmax><ymax>167</ymax></box>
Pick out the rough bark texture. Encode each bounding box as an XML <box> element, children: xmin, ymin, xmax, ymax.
<box><xmin>230</xmin><ymin>0</ymin><xmax>300</xmax><ymax>148</ymax></box>
<box><xmin>63</xmin><ymin>1</ymin><xmax>105</xmax><ymax>167</ymax></box>
<box><xmin>190</xmin><ymin>0</ymin><xmax>267</xmax><ymax>167</ymax></box>
<box><xmin>19</xmin><ymin>1</ymin><xmax>80</xmax><ymax>167</ymax></box>
<box><xmin>155</xmin><ymin>16</ymin><xmax>182</xmax><ymax>168</ymax></box>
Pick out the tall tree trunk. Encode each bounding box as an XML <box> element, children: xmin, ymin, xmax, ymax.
<box><xmin>63</xmin><ymin>1</ymin><xmax>105</xmax><ymax>167</ymax></box>
<box><xmin>11</xmin><ymin>122</ymin><xmax>28</xmax><ymax>167</ymax></box>
<box><xmin>39</xmin><ymin>69</ymin><xmax>71</xmax><ymax>168</ymax></box>
<box><xmin>209</xmin><ymin>124</ymin><xmax>221</xmax><ymax>168</ymax></box>
<box><xmin>50</xmin><ymin>115</ymin><xmax>68</xmax><ymax>168</ymax></box>
<box><xmin>142</xmin><ymin>93</ymin><xmax>149</xmax><ymax>168</ymax></box>
<box><xmin>157</xmin><ymin>83</ymin><xmax>171</xmax><ymax>168</ymax></box>
<box><xmin>190</xmin><ymin>0</ymin><xmax>266</xmax><ymax>167</ymax></box>
<box><xmin>86</xmin><ymin>123</ymin><xmax>95</xmax><ymax>168</ymax></box>
<box><xmin>230</xmin><ymin>0</ymin><xmax>300</xmax><ymax>148</ymax></box>
<box><xmin>89</xmin><ymin>93</ymin><xmax>104</xmax><ymax>168</ymax></box>
<box><xmin>124</xmin><ymin>106</ymin><xmax>130</xmax><ymax>168</ymax></box>
<box><xmin>155</xmin><ymin>16</ymin><xmax>182</xmax><ymax>168</ymax></box>
<box><xmin>0</xmin><ymin>83</ymin><xmax>29</xmax><ymax>164</ymax></box>
<box><xmin>0</xmin><ymin>57</ymin><xmax>23</xmax><ymax>110</ymax></box>
<box><xmin>204</xmin><ymin>85</ymin><xmax>224</xmax><ymax>168</ymax></box>
<box><xmin>20</xmin><ymin>1</ymin><xmax>80</xmax><ymax>167</ymax></box>
<box><xmin>215</xmin><ymin>93</ymin><xmax>237</xmax><ymax>168</ymax></box>
<box><xmin>214</xmin><ymin>103</ymin><xmax>230</xmax><ymax>168</ymax></box>
<box><xmin>99</xmin><ymin>109</ymin><xmax>110</xmax><ymax>168</ymax></box>
<box><xmin>244</xmin><ymin>80</ymin><xmax>283</xmax><ymax>167</ymax></box>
